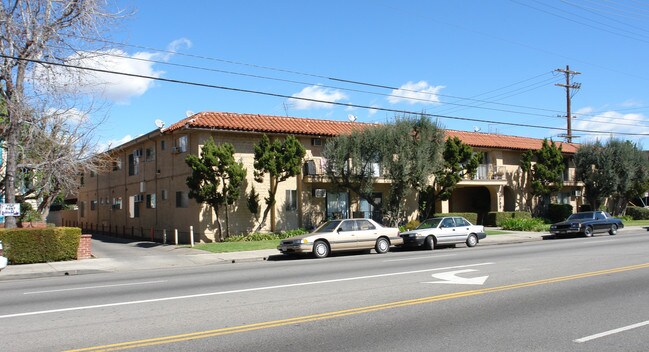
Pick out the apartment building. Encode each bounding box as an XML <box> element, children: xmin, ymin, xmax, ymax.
<box><xmin>76</xmin><ymin>112</ymin><xmax>582</xmax><ymax>243</ymax></box>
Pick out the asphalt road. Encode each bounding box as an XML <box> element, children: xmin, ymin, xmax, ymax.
<box><xmin>2</xmin><ymin>230</ymin><xmax>649</xmax><ymax>351</ymax></box>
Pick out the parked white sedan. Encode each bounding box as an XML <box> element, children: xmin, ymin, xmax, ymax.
<box><xmin>399</xmin><ymin>216</ymin><xmax>486</xmax><ymax>250</ymax></box>
<box><xmin>278</xmin><ymin>218</ymin><xmax>402</xmax><ymax>258</ymax></box>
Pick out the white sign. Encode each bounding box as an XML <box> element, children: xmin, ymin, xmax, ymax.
<box><xmin>1</xmin><ymin>203</ymin><xmax>20</xmax><ymax>217</ymax></box>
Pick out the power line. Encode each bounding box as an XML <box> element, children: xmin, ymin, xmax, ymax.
<box><xmin>63</xmin><ymin>35</ymin><xmax>649</xmax><ymax>124</ymax></box>
<box><xmin>9</xmin><ymin>54</ymin><xmax>649</xmax><ymax>137</ymax></box>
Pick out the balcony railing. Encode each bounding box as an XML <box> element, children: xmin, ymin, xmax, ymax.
<box><xmin>471</xmin><ymin>164</ymin><xmax>507</xmax><ymax>180</ymax></box>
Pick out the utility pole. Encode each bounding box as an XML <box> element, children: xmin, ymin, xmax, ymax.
<box><xmin>555</xmin><ymin>65</ymin><xmax>581</xmax><ymax>143</ymax></box>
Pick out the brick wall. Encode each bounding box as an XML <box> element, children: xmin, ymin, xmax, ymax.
<box><xmin>77</xmin><ymin>234</ymin><xmax>92</xmax><ymax>260</ymax></box>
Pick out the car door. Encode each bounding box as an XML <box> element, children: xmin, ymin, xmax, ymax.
<box><xmin>452</xmin><ymin>217</ymin><xmax>472</xmax><ymax>242</ymax></box>
<box><xmin>593</xmin><ymin>212</ymin><xmax>609</xmax><ymax>233</ymax></box>
<box><xmin>354</xmin><ymin>219</ymin><xmax>378</xmax><ymax>249</ymax></box>
<box><xmin>331</xmin><ymin>219</ymin><xmax>358</xmax><ymax>250</ymax></box>
<box><xmin>436</xmin><ymin>217</ymin><xmax>457</xmax><ymax>244</ymax></box>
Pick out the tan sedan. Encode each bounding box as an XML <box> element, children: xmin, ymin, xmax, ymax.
<box><xmin>278</xmin><ymin>218</ymin><xmax>402</xmax><ymax>258</ymax></box>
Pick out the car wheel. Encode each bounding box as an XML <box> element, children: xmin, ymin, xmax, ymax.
<box><xmin>375</xmin><ymin>237</ymin><xmax>390</xmax><ymax>254</ymax></box>
<box><xmin>424</xmin><ymin>236</ymin><xmax>435</xmax><ymax>250</ymax></box>
<box><xmin>584</xmin><ymin>226</ymin><xmax>594</xmax><ymax>237</ymax></box>
<box><xmin>313</xmin><ymin>240</ymin><xmax>330</xmax><ymax>258</ymax></box>
<box><xmin>609</xmin><ymin>224</ymin><xmax>618</xmax><ymax>236</ymax></box>
<box><xmin>466</xmin><ymin>234</ymin><xmax>478</xmax><ymax>247</ymax></box>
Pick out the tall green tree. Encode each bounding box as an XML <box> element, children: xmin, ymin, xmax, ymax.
<box><xmin>253</xmin><ymin>134</ymin><xmax>306</xmax><ymax>232</ymax></box>
<box><xmin>574</xmin><ymin>140</ymin><xmax>615</xmax><ymax>212</ymax></box>
<box><xmin>575</xmin><ymin>139</ymin><xmax>649</xmax><ymax>215</ymax></box>
<box><xmin>324</xmin><ymin>114</ymin><xmax>445</xmax><ymax>225</ymax></box>
<box><xmin>520</xmin><ymin>139</ymin><xmax>565</xmax><ymax>214</ymax></box>
<box><xmin>418</xmin><ymin>136</ymin><xmax>482</xmax><ymax>219</ymax></box>
<box><xmin>185</xmin><ymin>138</ymin><xmax>246</xmax><ymax>241</ymax></box>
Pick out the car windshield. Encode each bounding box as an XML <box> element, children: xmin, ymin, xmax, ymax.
<box><xmin>568</xmin><ymin>213</ymin><xmax>594</xmax><ymax>220</ymax></box>
<box><xmin>417</xmin><ymin>218</ymin><xmax>443</xmax><ymax>229</ymax></box>
<box><xmin>314</xmin><ymin>220</ymin><xmax>342</xmax><ymax>233</ymax></box>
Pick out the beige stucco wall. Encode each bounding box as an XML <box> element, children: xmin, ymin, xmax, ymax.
<box><xmin>77</xmin><ymin>128</ymin><xmax>584</xmax><ymax>240</ymax></box>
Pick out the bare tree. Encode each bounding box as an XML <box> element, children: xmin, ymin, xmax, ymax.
<box><xmin>0</xmin><ymin>0</ymin><xmax>124</xmax><ymax>227</ymax></box>
<box><xmin>13</xmin><ymin>106</ymin><xmax>111</xmax><ymax>221</ymax></box>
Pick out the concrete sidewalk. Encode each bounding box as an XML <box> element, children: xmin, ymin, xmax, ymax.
<box><xmin>0</xmin><ymin>226</ymin><xmax>642</xmax><ymax>281</ymax></box>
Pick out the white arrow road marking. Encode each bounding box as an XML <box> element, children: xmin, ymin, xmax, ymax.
<box><xmin>424</xmin><ymin>269</ymin><xmax>489</xmax><ymax>285</ymax></box>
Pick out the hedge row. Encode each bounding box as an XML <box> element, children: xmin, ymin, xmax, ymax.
<box><xmin>0</xmin><ymin>227</ymin><xmax>81</xmax><ymax>264</ymax></box>
<box><xmin>626</xmin><ymin>206</ymin><xmax>649</xmax><ymax>220</ymax></box>
<box><xmin>484</xmin><ymin>211</ymin><xmax>532</xmax><ymax>227</ymax></box>
<box><xmin>433</xmin><ymin>213</ymin><xmax>478</xmax><ymax>225</ymax></box>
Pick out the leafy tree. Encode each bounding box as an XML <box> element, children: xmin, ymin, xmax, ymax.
<box><xmin>574</xmin><ymin>141</ymin><xmax>616</xmax><ymax>211</ymax></box>
<box><xmin>324</xmin><ymin>114</ymin><xmax>445</xmax><ymax>225</ymax></box>
<box><xmin>418</xmin><ymin>136</ymin><xmax>482</xmax><ymax>219</ymax></box>
<box><xmin>246</xmin><ymin>185</ymin><xmax>260</xmax><ymax>216</ymax></box>
<box><xmin>520</xmin><ymin>139</ymin><xmax>565</xmax><ymax>214</ymax></box>
<box><xmin>0</xmin><ymin>1</ymin><xmax>123</xmax><ymax>227</ymax></box>
<box><xmin>253</xmin><ymin>134</ymin><xmax>306</xmax><ymax>232</ymax></box>
<box><xmin>576</xmin><ymin>139</ymin><xmax>649</xmax><ymax>215</ymax></box>
<box><xmin>185</xmin><ymin>139</ymin><xmax>246</xmax><ymax>241</ymax></box>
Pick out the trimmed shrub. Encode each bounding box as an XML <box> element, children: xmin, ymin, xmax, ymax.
<box><xmin>224</xmin><ymin>228</ymin><xmax>309</xmax><ymax>242</ymax></box>
<box><xmin>433</xmin><ymin>213</ymin><xmax>478</xmax><ymax>225</ymax></box>
<box><xmin>547</xmin><ymin>203</ymin><xmax>573</xmax><ymax>223</ymax></box>
<box><xmin>500</xmin><ymin>218</ymin><xmax>549</xmax><ymax>232</ymax></box>
<box><xmin>405</xmin><ymin>220</ymin><xmax>420</xmax><ymax>231</ymax></box>
<box><xmin>485</xmin><ymin>211</ymin><xmax>532</xmax><ymax>227</ymax></box>
<box><xmin>0</xmin><ymin>227</ymin><xmax>81</xmax><ymax>264</ymax></box>
<box><xmin>626</xmin><ymin>206</ymin><xmax>649</xmax><ymax>220</ymax></box>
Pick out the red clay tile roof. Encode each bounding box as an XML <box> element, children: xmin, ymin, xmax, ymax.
<box><xmin>446</xmin><ymin>130</ymin><xmax>579</xmax><ymax>154</ymax></box>
<box><xmin>164</xmin><ymin>111</ymin><xmax>372</xmax><ymax>137</ymax></box>
<box><xmin>163</xmin><ymin>111</ymin><xmax>579</xmax><ymax>154</ymax></box>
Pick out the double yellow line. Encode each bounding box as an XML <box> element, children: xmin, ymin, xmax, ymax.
<box><xmin>67</xmin><ymin>262</ymin><xmax>649</xmax><ymax>351</ymax></box>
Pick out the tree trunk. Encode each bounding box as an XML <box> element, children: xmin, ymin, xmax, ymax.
<box><xmin>253</xmin><ymin>177</ymin><xmax>277</xmax><ymax>233</ymax></box>
<box><xmin>224</xmin><ymin>205</ymin><xmax>230</xmax><ymax>239</ymax></box>
<box><xmin>215</xmin><ymin>211</ymin><xmax>224</xmax><ymax>242</ymax></box>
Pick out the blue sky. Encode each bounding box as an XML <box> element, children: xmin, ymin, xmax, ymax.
<box><xmin>86</xmin><ymin>0</ymin><xmax>649</xmax><ymax>149</ymax></box>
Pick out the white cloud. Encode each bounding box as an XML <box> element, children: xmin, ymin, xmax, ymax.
<box><xmin>572</xmin><ymin>107</ymin><xmax>649</xmax><ymax>145</ymax></box>
<box><xmin>387</xmin><ymin>81</ymin><xmax>444</xmax><ymax>105</ymax></box>
<box><xmin>31</xmin><ymin>38</ymin><xmax>192</xmax><ymax>103</ymax></box>
<box><xmin>289</xmin><ymin>85</ymin><xmax>348</xmax><ymax>110</ymax></box>
<box><xmin>368</xmin><ymin>105</ymin><xmax>380</xmax><ymax>116</ymax></box>
<box><xmin>97</xmin><ymin>134</ymin><xmax>136</xmax><ymax>152</ymax></box>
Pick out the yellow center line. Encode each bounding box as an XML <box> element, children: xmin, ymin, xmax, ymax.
<box><xmin>66</xmin><ymin>262</ymin><xmax>649</xmax><ymax>352</ymax></box>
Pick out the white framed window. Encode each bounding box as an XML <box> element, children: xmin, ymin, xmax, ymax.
<box><xmin>146</xmin><ymin>193</ymin><xmax>157</xmax><ymax>209</ymax></box>
<box><xmin>176</xmin><ymin>191</ymin><xmax>188</xmax><ymax>208</ymax></box>
<box><xmin>285</xmin><ymin>190</ymin><xmax>297</xmax><ymax>211</ymax></box>
<box><xmin>145</xmin><ymin>147</ymin><xmax>155</xmax><ymax>162</ymax></box>
<box><xmin>177</xmin><ymin>135</ymin><xmax>188</xmax><ymax>153</ymax></box>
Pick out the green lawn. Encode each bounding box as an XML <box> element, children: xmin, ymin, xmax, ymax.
<box><xmin>192</xmin><ymin>240</ymin><xmax>280</xmax><ymax>253</ymax></box>
<box><xmin>624</xmin><ymin>219</ymin><xmax>649</xmax><ymax>226</ymax></box>
<box><xmin>485</xmin><ymin>229</ymin><xmax>511</xmax><ymax>235</ymax></box>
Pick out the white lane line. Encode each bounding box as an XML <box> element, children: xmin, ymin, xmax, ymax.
<box><xmin>574</xmin><ymin>320</ymin><xmax>649</xmax><ymax>343</ymax></box>
<box><xmin>23</xmin><ymin>280</ymin><xmax>167</xmax><ymax>295</ymax></box>
<box><xmin>384</xmin><ymin>254</ymin><xmax>455</xmax><ymax>262</ymax></box>
<box><xmin>1</xmin><ymin>262</ymin><xmax>493</xmax><ymax>319</ymax></box>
